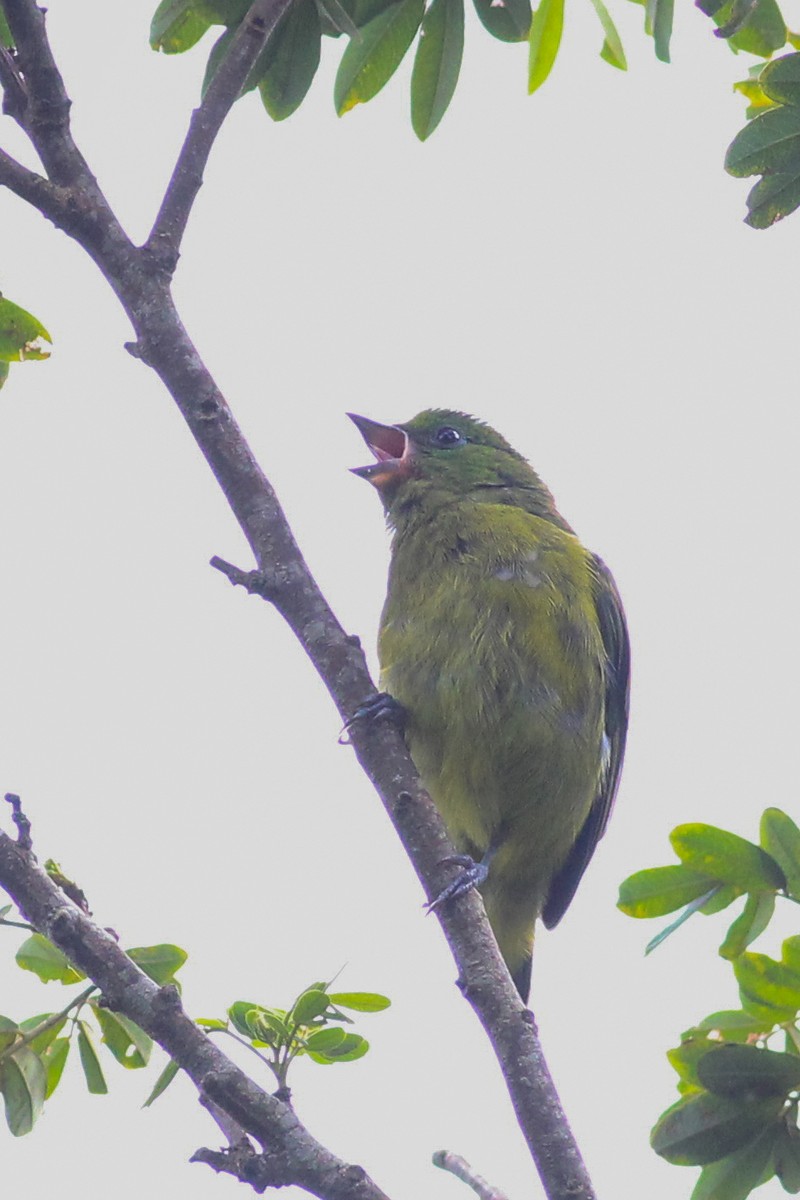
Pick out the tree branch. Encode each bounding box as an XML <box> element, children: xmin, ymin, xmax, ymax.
<box><xmin>146</xmin><ymin>0</ymin><xmax>293</xmax><ymax>273</ymax></box>
<box><xmin>0</xmin><ymin>823</ymin><xmax>392</xmax><ymax>1200</ymax></box>
<box><xmin>0</xmin><ymin>11</ymin><xmax>598</xmax><ymax>1200</ymax></box>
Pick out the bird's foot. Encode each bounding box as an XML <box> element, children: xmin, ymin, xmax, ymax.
<box><xmin>426</xmin><ymin>855</ymin><xmax>489</xmax><ymax>914</ymax></box>
<box><xmin>338</xmin><ymin>692</ymin><xmax>406</xmax><ymax>745</ymax></box>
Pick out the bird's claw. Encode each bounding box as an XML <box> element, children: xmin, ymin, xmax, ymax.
<box><xmin>338</xmin><ymin>692</ymin><xmax>405</xmax><ymax>745</ymax></box>
<box><xmin>426</xmin><ymin>855</ymin><xmax>489</xmax><ymax>914</ymax></box>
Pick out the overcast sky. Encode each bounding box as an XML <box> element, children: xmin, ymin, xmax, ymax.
<box><xmin>1</xmin><ymin>2</ymin><xmax>799</xmax><ymax>1198</ymax></box>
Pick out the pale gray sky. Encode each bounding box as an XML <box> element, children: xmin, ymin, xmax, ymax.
<box><xmin>1</xmin><ymin>2</ymin><xmax>798</xmax><ymax>1198</ymax></box>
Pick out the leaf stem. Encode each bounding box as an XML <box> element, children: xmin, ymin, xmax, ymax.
<box><xmin>0</xmin><ymin>982</ymin><xmax>97</xmax><ymax>1061</ymax></box>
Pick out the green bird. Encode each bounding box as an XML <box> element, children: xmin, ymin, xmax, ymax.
<box><xmin>349</xmin><ymin>409</ymin><xmax>630</xmax><ymax>1001</ymax></box>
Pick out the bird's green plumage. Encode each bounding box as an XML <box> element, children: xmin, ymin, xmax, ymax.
<box><xmin>352</xmin><ymin>409</ymin><xmax>630</xmax><ymax>1000</ymax></box>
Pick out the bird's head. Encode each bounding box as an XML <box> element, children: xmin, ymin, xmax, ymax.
<box><xmin>349</xmin><ymin>409</ymin><xmax>556</xmax><ymax>521</ymax></box>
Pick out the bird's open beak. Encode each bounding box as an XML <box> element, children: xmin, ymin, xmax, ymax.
<box><xmin>348</xmin><ymin>414</ymin><xmax>413</xmax><ymax>488</ymax></box>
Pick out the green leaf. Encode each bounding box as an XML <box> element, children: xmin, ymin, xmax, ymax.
<box><xmin>258</xmin><ymin>0</ymin><xmax>322</xmax><ymax>120</ymax></box>
<box><xmin>308</xmin><ymin>1032</ymin><xmax>369</xmax><ymax>1062</ymax></box>
<box><xmin>618</xmin><ymin>865</ymin><xmax>719</xmax><ymax>917</ymax></box>
<box><xmin>734</xmin><ymin>75</ymin><xmax>779</xmax><ymax>120</ymax></box>
<box><xmin>745</xmin><ymin>161</ymin><xmax>800</xmax><ymax>225</ymax></box>
<box><xmin>668</xmin><ymin>1036</ymin><xmax>719</xmax><ymax>1093</ymax></box>
<box><xmin>410</xmin><ymin>0</ymin><xmax>464</xmax><ymax>140</ymax></box>
<box><xmin>0</xmin><ymin>1047</ymin><xmax>46</xmax><ymax>1135</ymax></box>
<box><xmin>527</xmin><ymin>0</ymin><xmax>564</xmax><ymax>93</ymax></box>
<box><xmin>726</xmin><ymin>103</ymin><xmax>800</xmax><ymax>177</ymax></box>
<box><xmin>783</xmin><ymin>937</ymin><xmax>800</xmax><ymax>973</ymax></box>
<box><xmin>143</xmin><ymin>1057</ymin><xmax>180</xmax><ymax>1107</ymax></box>
<box><xmin>290</xmin><ymin>989</ymin><xmax>331</xmax><ymax>1025</ymax></box>
<box><xmin>304</xmin><ymin>1027</ymin><xmax>347</xmax><ymax>1054</ymax></box>
<box><xmin>18</xmin><ymin>1014</ymin><xmax>67</xmax><ymax>1057</ymax></box>
<box><xmin>720</xmin><ymin>891</ymin><xmax>775</xmax><ymax>960</ymax></box>
<box><xmin>335</xmin><ymin>0</ymin><xmax>425</xmax><ymax>113</ymax></box>
<box><xmin>775</xmin><ymin>1123</ymin><xmax>800</xmax><ymax>1191</ymax></box>
<box><xmin>691</xmin><ymin>1125</ymin><xmax>780</xmax><ymax>1200</ymax></box>
<box><xmin>228</xmin><ymin>1002</ymin><xmax>263</xmax><ymax>1038</ymax></box>
<box><xmin>472</xmin><ymin>0</ymin><xmax>531</xmax><ymax>42</ymax></box>
<box><xmin>763</xmin><ymin>809</ymin><xmax>800</xmax><ymax>900</ymax></box>
<box><xmin>150</xmin><ymin>0</ymin><xmax>214</xmax><ymax>52</ymax></box>
<box><xmin>328</xmin><ymin>992</ymin><xmax>391</xmax><ymax>1012</ymax></box>
<box><xmin>94</xmin><ymin>1008</ymin><xmax>153</xmax><ymax>1069</ymax></box>
<box><xmin>587</xmin><ymin>0</ymin><xmax>627</xmax><ymax>68</ymax></box>
<box><xmin>736</xmin><ymin>952</ymin><xmax>800</xmax><ymax>1019</ymax></box>
<box><xmin>77</xmin><ymin>1023</ymin><xmax>108</xmax><ymax>1094</ymax></box>
<box><xmin>0</xmin><ymin>362</ymin><xmax>9</xmax><ymax>389</ymax></box>
<box><xmin>127</xmin><ymin>944</ymin><xmax>187</xmax><ymax>987</ymax></box>
<box><xmin>0</xmin><ymin>1016</ymin><xmax>20</xmax><ymax>1053</ymax></box>
<box><xmin>645</xmin><ymin>0</ymin><xmax>673</xmax><ymax>61</ymax></box>
<box><xmin>651</xmin><ymin>1091</ymin><xmax>782</xmax><ymax>1165</ymax></box>
<box><xmin>196</xmin><ymin>1017</ymin><xmax>228</xmax><ymax>1031</ymax></box>
<box><xmin>698</xmin><ymin>1043</ymin><xmax>800</xmax><ymax>1099</ymax></box>
<box><xmin>0</xmin><ymin>9</ymin><xmax>13</xmax><ymax>47</ymax></box>
<box><xmin>41</xmin><ymin>1037</ymin><xmax>69</xmax><ymax>1100</ymax></box>
<box><xmin>725</xmin><ymin>0</ymin><xmax>786</xmax><ymax>56</ymax></box>
<box><xmin>316</xmin><ymin>0</ymin><xmax>364</xmax><ymax>39</ymax></box>
<box><xmin>15</xmin><ymin>934</ymin><xmax>84</xmax><ymax>985</ymax></box>
<box><xmin>700</xmin><ymin>884</ymin><xmax>742</xmax><ymax>915</ymax></box>
<box><xmin>691</xmin><ymin>1010</ymin><xmax>772</xmax><ymax>1041</ymax></box>
<box><xmin>0</xmin><ymin>297</ymin><xmax>52</xmax><ymax>363</ymax></box>
<box><xmin>671</xmin><ymin>824</ymin><xmax>785</xmax><ymax>892</ymax></box>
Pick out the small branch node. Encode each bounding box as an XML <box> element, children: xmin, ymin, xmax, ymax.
<box><xmin>210</xmin><ymin>556</ymin><xmax>278</xmax><ymax>601</ymax></box>
<box><xmin>154</xmin><ymin>983</ymin><xmax>182</xmax><ymax>1012</ymax></box>
<box><xmin>433</xmin><ymin>1150</ymin><xmax>511</xmax><ymax>1200</ymax></box>
<box><xmin>4</xmin><ymin>794</ymin><xmax>32</xmax><ymax>850</ymax></box>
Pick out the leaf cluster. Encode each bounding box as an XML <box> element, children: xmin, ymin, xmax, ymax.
<box><xmin>0</xmin><ymin>913</ymin><xmax>186</xmax><ymax>1135</ymax></box>
<box><xmin>150</xmin><ymin>0</ymin><xmax>629</xmax><ymax>141</ymax></box>
<box><xmin>195</xmin><ymin>983</ymin><xmax>391</xmax><ymax>1092</ymax></box>
<box><xmin>726</xmin><ymin>51</ymin><xmax>800</xmax><ymax>226</ymax></box>
<box><xmin>620</xmin><ymin>808</ymin><xmax>800</xmax><ymax>1199</ymax></box>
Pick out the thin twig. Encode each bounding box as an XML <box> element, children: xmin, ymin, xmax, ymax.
<box><xmin>145</xmin><ymin>0</ymin><xmax>293</xmax><ymax>272</ymax></box>
<box><xmin>0</xmin><ymin>983</ymin><xmax>97</xmax><ymax>1062</ymax></box>
<box><xmin>433</xmin><ymin>1151</ymin><xmax>511</xmax><ymax>1200</ymax></box>
<box><xmin>4</xmin><ymin>793</ymin><xmax>31</xmax><ymax>850</ymax></box>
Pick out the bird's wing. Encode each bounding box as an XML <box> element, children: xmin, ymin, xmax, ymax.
<box><xmin>542</xmin><ymin>555</ymin><xmax>631</xmax><ymax>928</ymax></box>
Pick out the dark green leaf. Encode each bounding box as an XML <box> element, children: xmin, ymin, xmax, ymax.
<box><xmin>671</xmin><ymin>824</ymin><xmax>785</xmax><ymax>892</ymax></box>
<box><xmin>588</xmin><ymin>0</ymin><xmax>627</xmax><ymax>67</ymax></box>
<box><xmin>258</xmin><ymin>0</ymin><xmax>322</xmax><ymax>120</ymax></box>
<box><xmin>94</xmin><ymin>1007</ymin><xmax>153</xmax><ymax>1069</ymax></box>
<box><xmin>410</xmin><ymin>0</ymin><xmax>464</xmax><ymax>140</ymax></box>
<box><xmin>762</xmin><ymin>809</ymin><xmax>800</xmax><ymax>900</ymax></box>
<box><xmin>0</xmin><ymin>297</ymin><xmax>52</xmax><ymax>363</ymax></box>
<box><xmin>143</xmin><ymin>1058</ymin><xmax>181</xmax><ymax>1107</ymax></box>
<box><xmin>335</xmin><ymin>0</ymin><xmax>425</xmax><ymax>114</ymax></box>
<box><xmin>290</xmin><ymin>989</ymin><xmax>331</xmax><ymax>1025</ymax></box>
<box><xmin>775</xmin><ymin>1122</ymin><xmax>800</xmax><ymax>1191</ymax></box>
<box><xmin>745</xmin><ymin>162</ymin><xmax>800</xmax><ymax>229</ymax></box>
<box><xmin>41</xmin><ymin>1038</ymin><xmax>69</xmax><ymax>1100</ymax></box>
<box><xmin>698</xmin><ymin>1043</ymin><xmax>800</xmax><ymax>1099</ymax></box>
<box><xmin>720</xmin><ymin>892</ymin><xmax>775</xmax><ymax>960</ymax></box>
<box><xmin>127</xmin><ymin>944</ymin><xmax>187</xmax><ymax>987</ymax></box>
<box><xmin>0</xmin><ymin>10</ymin><xmax>12</xmax><ymax>48</ymax></box>
<box><xmin>691</xmin><ymin>1125</ymin><xmax>780</xmax><ymax>1200</ymax></box>
<box><xmin>528</xmin><ymin>0</ymin><xmax>564</xmax><ymax>93</ymax></box>
<box><xmin>328</xmin><ymin>992</ymin><xmax>391</xmax><ymax>1012</ymax></box>
<box><xmin>736</xmin><ymin>953</ymin><xmax>800</xmax><ymax>1019</ymax></box>
<box><xmin>726</xmin><ymin>104</ymin><xmax>800</xmax><ymax>177</ymax></box>
<box><xmin>19</xmin><ymin>1014</ymin><xmax>67</xmax><ymax>1057</ymax></box>
<box><xmin>472</xmin><ymin>0</ymin><xmax>531</xmax><ymax>42</ymax></box>
<box><xmin>734</xmin><ymin>75</ymin><xmax>779</xmax><ymax>119</ymax></box>
<box><xmin>15</xmin><ymin>934</ymin><xmax>84</xmax><ymax>985</ymax></box>
<box><xmin>77</xmin><ymin>1023</ymin><xmax>108</xmax><ymax>1094</ymax></box>
<box><xmin>0</xmin><ymin>1047</ymin><xmax>46</xmax><ymax>1135</ymax></box>
<box><xmin>618</xmin><ymin>865</ymin><xmax>719</xmax><ymax>917</ymax></box>
<box><xmin>668</xmin><ymin>1036</ymin><xmax>719</xmax><ymax>1092</ymax></box>
<box><xmin>651</xmin><ymin>1091</ymin><xmax>782</xmax><ymax>1165</ymax></box>
<box><xmin>150</xmin><ymin>0</ymin><xmax>214</xmax><ymax>52</ymax></box>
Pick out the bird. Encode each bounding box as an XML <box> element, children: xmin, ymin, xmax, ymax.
<box><xmin>348</xmin><ymin>409</ymin><xmax>630</xmax><ymax>1001</ymax></box>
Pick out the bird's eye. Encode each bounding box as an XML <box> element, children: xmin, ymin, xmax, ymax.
<box><xmin>435</xmin><ymin>427</ymin><xmax>465</xmax><ymax>448</ymax></box>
